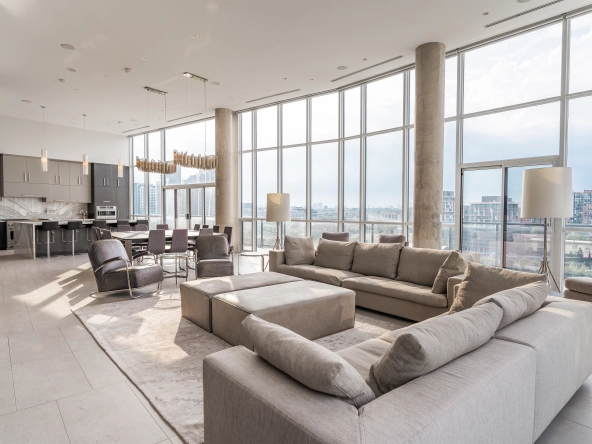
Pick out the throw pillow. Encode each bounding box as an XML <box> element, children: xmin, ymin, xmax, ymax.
<box><xmin>351</xmin><ymin>243</ymin><xmax>403</xmax><ymax>279</ymax></box>
<box><xmin>474</xmin><ymin>281</ymin><xmax>548</xmax><ymax>329</ymax></box>
<box><xmin>242</xmin><ymin>315</ymin><xmax>375</xmax><ymax>408</ymax></box>
<box><xmin>395</xmin><ymin>247</ymin><xmax>450</xmax><ymax>287</ymax></box>
<box><xmin>368</xmin><ymin>302</ymin><xmax>502</xmax><ymax>394</ymax></box>
<box><xmin>431</xmin><ymin>251</ymin><xmax>481</xmax><ymax>294</ymax></box>
<box><xmin>284</xmin><ymin>236</ymin><xmax>315</xmax><ymax>266</ymax></box>
<box><xmin>449</xmin><ymin>262</ymin><xmax>546</xmax><ymax>313</ymax></box>
<box><xmin>313</xmin><ymin>238</ymin><xmax>357</xmax><ymax>271</ymax></box>
<box><xmin>377</xmin><ymin>234</ymin><xmax>406</xmax><ymax>244</ymax></box>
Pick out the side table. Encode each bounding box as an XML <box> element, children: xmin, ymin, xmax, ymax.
<box><xmin>238</xmin><ymin>251</ymin><xmax>269</xmax><ymax>275</ymax></box>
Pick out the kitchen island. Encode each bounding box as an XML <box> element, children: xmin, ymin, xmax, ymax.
<box><xmin>13</xmin><ymin>219</ymin><xmax>139</xmax><ymax>259</ymax></box>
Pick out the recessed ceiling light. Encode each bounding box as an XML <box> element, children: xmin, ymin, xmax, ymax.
<box><xmin>75</xmin><ymin>88</ymin><xmax>79</xmax><ymax>91</ymax></box>
<box><xmin>283</xmin><ymin>77</ymin><xmax>287</xmax><ymax>80</ymax></box>
<box><xmin>21</xmin><ymin>99</ymin><xmax>31</xmax><ymax>103</ymax></box>
<box><xmin>337</xmin><ymin>66</ymin><xmax>347</xmax><ymax>70</ymax></box>
<box><xmin>141</xmin><ymin>57</ymin><xmax>148</xmax><ymax>60</ymax></box>
<box><xmin>363</xmin><ymin>58</ymin><xmax>367</xmax><ymax>61</ymax></box>
<box><xmin>191</xmin><ymin>34</ymin><xmax>198</xmax><ymax>38</ymax></box>
<box><xmin>124</xmin><ymin>68</ymin><xmax>133</xmax><ymax>74</ymax></box>
<box><xmin>67</xmin><ymin>68</ymin><xmax>76</xmax><ymax>72</ymax></box>
<box><xmin>61</xmin><ymin>43</ymin><xmax>75</xmax><ymax>50</ymax></box>
<box><xmin>482</xmin><ymin>11</ymin><xmax>489</xmax><ymax>15</ymax></box>
<box><xmin>104</xmin><ymin>74</ymin><xmax>109</xmax><ymax>77</ymax></box>
<box><xmin>131</xmin><ymin>119</ymin><xmax>138</xmax><ymax>122</ymax></box>
<box><xmin>210</xmin><ymin>81</ymin><xmax>220</xmax><ymax>85</ymax></box>
<box><xmin>517</xmin><ymin>0</ymin><xmax>531</xmax><ymax>2</ymax></box>
<box><xmin>59</xmin><ymin>78</ymin><xmax>67</xmax><ymax>83</ymax></box>
<box><xmin>310</xmin><ymin>78</ymin><xmax>314</xmax><ymax>81</ymax></box>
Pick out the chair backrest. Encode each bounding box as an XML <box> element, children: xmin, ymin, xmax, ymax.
<box><xmin>92</xmin><ymin>220</ymin><xmax>107</xmax><ymax>228</ymax></box>
<box><xmin>196</xmin><ymin>235</ymin><xmax>229</xmax><ymax>260</ymax></box>
<box><xmin>157</xmin><ymin>224</ymin><xmax>169</xmax><ymax>230</ymax></box>
<box><xmin>378</xmin><ymin>234</ymin><xmax>407</xmax><ymax>244</ymax></box>
<box><xmin>322</xmin><ymin>232</ymin><xmax>350</xmax><ymax>242</ymax></box>
<box><xmin>147</xmin><ymin>229</ymin><xmax>167</xmax><ymax>255</ymax></box>
<box><xmin>136</xmin><ymin>219</ymin><xmax>149</xmax><ymax>226</ymax></box>
<box><xmin>194</xmin><ymin>224</ymin><xmax>201</xmax><ymax>231</ymax></box>
<box><xmin>117</xmin><ymin>224</ymin><xmax>132</xmax><ymax>232</ymax></box>
<box><xmin>202</xmin><ymin>224</ymin><xmax>209</xmax><ymax>228</ymax></box>
<box><xmin>101</xmin><ymin>229</ymin><xmax>113</xmax><ymax>239</ymax></box>
<box><xmin>117</xmin><ymin>220</ymin><xmax>129</xmax><ymax>226</ymax></box>
<box><xmin>223</xmin><ymin>226</ymin><xmax>233</xmax><ymax>244</ymax></box>
<box><xmin>91</xmin><ymin>226</ymin><xmax>101</xmax><ymax>241</ymax></box>
<box><xmin>88</xmin><ymin>239</ymin><xmax>129</xmax><ymax>292</ymax></box>
<box><xmin>169</xmin><ymin>229</ymin><xmax>188</xmax><ymax>253</ymax></box>
<box><xmin>134</xmin><ymin>224</ymin><xmax>149</xmax><ymax>231</ymax></box>
<box><xmin>213</xmin><ymin>225</ymin><xmax>220</xmax><ymax>233</ymax></box>
<box><xmin>199</xmin><ymin>228</ymin><xmax>214</xmax><ymax>236</ymax></box>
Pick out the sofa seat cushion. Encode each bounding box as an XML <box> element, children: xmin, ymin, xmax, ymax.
<box><xmin>350</xmin><ymin>242</ymin><xmax>403</xmax><ymax>279</ymax></box>
<box><xmin>276</xmin><ymin>264</ymin><xmax>363</xmax><ymax>287</ymax></box>
<box><xmin>105</xmin><ymin>264</ymin><xmax>163</xmax><ymax>291</ymax></box>
<box><xmin>342</xmin><ymin>276</ymin><xmax>448</xmax><ymax>308</ymax></box>
<box><xmin>395</xmin><ymin>247</ymin><xmax>450</xmax><ymax>287</ymax></box>
<box><xmin>284</xmin><ymin>235</ymin><xmax>316</xmax><ymax>266</ymax></box>
<box><xmin>313</xmin><ymin>238</ymin><xmax>357</xmax><ymax>271</ymax></box>
<box><xmin>336</xmin><ymin>339</ymin><xmax>391</xmax><ymax>381</ymax></box>
<box><xmin>242</xmin><ymin>315</ymin><xmax>375</xmax><ymax>408</ymax></box>
<box><xmin>495</xmin><ymin>299</ymin><xmax>592</xmax><ymax>440</ymax></box>
<box><xmin>564</xmin><ymin>277</ymin><xmax>592</xmax><ymax>295</ymax></box>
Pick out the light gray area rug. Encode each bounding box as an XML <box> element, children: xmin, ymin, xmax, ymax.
<box><xmin>73</xmin><ymin>296</ymin><xmax>409</xmax><ymax>444</ymax></box>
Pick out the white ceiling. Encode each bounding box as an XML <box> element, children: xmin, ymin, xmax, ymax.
<box><xmin>0</xmin><ymin>0</ymin><xmax>589</xmax><ymax>135</ymax></box>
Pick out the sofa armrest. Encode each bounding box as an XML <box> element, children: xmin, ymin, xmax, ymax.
<box><xmin>446</xmin><ymin>273</ymin><xmax>465</xmax><ymax>307</ymax></box>
<box><xmin>268</xmin><ymin>249</ymin><xmax>286</xmax><ymax>272</ymax></box>
<box><xmin>204</xmin><ymin>346</ymin><xmax>361</xmax><ymax>444</ymax></box>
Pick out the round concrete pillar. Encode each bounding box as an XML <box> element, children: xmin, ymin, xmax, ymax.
<box><xmin>413</xmin><ymin>42</ymin><xmax>446</xmax><ymax>249</ymax></box>
<box><xmin>215</xmin><ymin>108</ymin><xmax>237</xmax><ymax>248</ymax></box>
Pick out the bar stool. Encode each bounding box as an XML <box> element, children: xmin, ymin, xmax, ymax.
<box><xmin>36</xmin><ymin>221</ymin><xmax>60</xmax><ymax>258</ymax></box>
<box><xmin>63</xmin><ymin>221</ymin><xmax>83</xmax><ymax>256</ymax></box>
<box><xmin>93</xmin><ymin>220</ymin><xmax>107</xmax><ymax>229</ymax></box>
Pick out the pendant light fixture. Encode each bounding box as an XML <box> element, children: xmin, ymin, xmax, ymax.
<box><xmin>173</xmin><ymin>72</ymin><xmax>218</xmax><ymax>170</ymax></box>
<box><xmin>40</xmin><ymin>106</ymin><xmax>48</xmax><ymax>172</ymax></box>
<box><xmin>118</xmin><ymin>158</ymin><xmax>123</xmax><ymax>177</ymax></box>
<box><xmin>82</xmin><ymin>114</ymin><xmax>89</xmax><ymax>175</ymax></box>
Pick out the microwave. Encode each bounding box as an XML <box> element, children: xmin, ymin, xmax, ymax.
<box><xmin>95</xmin><ymin>206</ymin><xmax>117</xmax><ymax>219</ymax></box>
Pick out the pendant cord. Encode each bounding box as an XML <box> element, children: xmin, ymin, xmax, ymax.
<box><xmin>203</xmin><ymin>80</ymin><xmax>207</xmax><ymax>155</ymax></box>
<box><xmin>42</xmin><ymin>106</ymin><xmax>45</xmax><ymax>148</ymax></box>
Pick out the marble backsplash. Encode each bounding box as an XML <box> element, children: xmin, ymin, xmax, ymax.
<box><xmin>0</xmin><ymin>197</ymin><xmax>89</xmax><ymax>220</ymax></box>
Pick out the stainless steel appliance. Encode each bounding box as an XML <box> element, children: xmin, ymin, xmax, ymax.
<box><xmin>6</xmin><ymin>219</ymin><xmax>30</xmax><ymax>250</ymax></box>
<box><xmin>95</xmin><ymin>206</ymin><xmax>117</xmax><ymax>219</ymax></box>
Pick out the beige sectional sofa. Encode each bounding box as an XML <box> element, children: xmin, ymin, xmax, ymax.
<box><xmin>203</xmin><ymin>294</ymin><xmax>592</xmax><ymax>444</ymax></box>
<box><xmin>269</xmin><ymin>238</ymin><xmax>473</xmax><ymax>321</ymax></box>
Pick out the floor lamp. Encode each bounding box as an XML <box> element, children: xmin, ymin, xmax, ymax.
<box><xmin>521</xmin><ymin>167</ymin><xmax>573</xmax><ymax>290</ymax></box>
<box><xmin>266</xmin><ymin>193</ymin><xmax>291</xmax><ymax>250</ymax></box>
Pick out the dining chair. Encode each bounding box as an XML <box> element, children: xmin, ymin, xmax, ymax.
<box><xmin>146</xmin><ymin>229</ymin><xmax>167</xmax><ymax>266</ymax></box>
<box><xmin>193</xmin><ymin>224</ymin><xmax>201</xmax><ymax>231</ymax></box>
<box><xmin>164</xmin><ymin>229</ymin><xmax>189</xmax><ymax>283</ymax></box>
<box><xmin>134</xmin><ymin>224</ymin><xmax>149</xmax><ymax>231</ymax></box>
<box><xmin>202</xmin><ymin>224</ymin><xmax>209</xmax><ymax>229</ymax></box>
<box><xmin>213</xmin><ymin>225</ymin><xmax>220</xmax><ymax>233</ymax></box>
<box><xmin>101</xmin><ymin>229</ymin><xmax>113</xmax><ymax>239</ymax></box>
<box><xmin>117</xmin><ymin>224</ymin><xmax>132</xmax><ymax>232</ymax></box>
<box><xmin>157</xmin><ymin>224</ymin><xmax>169</xmax><ymax>230</ymax></box>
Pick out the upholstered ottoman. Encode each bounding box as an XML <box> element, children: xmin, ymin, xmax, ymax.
<box><xmin>564</xmin><ymin>277</ymin><xmax>592</xmax><ymax>303</ymax></box>
<box><xmin>180</xmin><ymin>272</ymin><xmax>302</xmax><ymax>332</ymax></box>
<box><xmin>212</xmin><ymin>280</ymin><xmax>356</xmax><ymax>348</ymax></box>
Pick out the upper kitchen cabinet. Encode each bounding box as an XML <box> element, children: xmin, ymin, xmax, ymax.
<box><xmin>47</xmin><ymin>160</ymin><xmax>70</xmax><ymax>186</ymax></box>
<box><xmin>2</xmin><ymin>155</ymin><xmax>48</xmax><ymax>198</ymax></box>
<box><xmin>26</xmin><ymin>157</ymin><xmax>49</xmax><ymax>184</ymax></box>
<box><xmin>69</xmin><ymin>162</ymin><xmax>91</xmax><ymax>187</ymax></box>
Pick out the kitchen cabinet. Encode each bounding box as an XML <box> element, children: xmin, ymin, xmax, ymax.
<box><xmin>47</xmin><ymin>160</ymin><xmax>70</xmax><ymax>186</ymax></box>
<box><xmin>26</xmin><ymin>158</ymin><xmax>49</xmax><ymax>184</ymax></box>
<box><xmin>70</xmin><ymin>186</ymin><xmax>91</xmax><ymax>203</ymax></box>
<box><xmin>46</xmin><ymin>185</ymin><xmax>70</xmax><ymax>202</ymax></box>
<box><xmin>94</xmin><ymin>187</ymin><xmax>116</xmax><ymax>205</ymax></box>
<box><xmin>117</xmin><ymin>187</ymin><xmax>129</xmax><ymax>218</ymax></box>
<box><xmin>3</xmin><ymin>182</ymin><xmax>47</xmax><ymax>198</ymax></box>
<box><xmin>90</xmin><ymin>163</ymin><xmax>130</xmax><ymax>218</ymax></box>
<box><xmin>3</xmin><ymin>156</ymin><xmax>28</xmax><ymax>183</ymax></box>
<box><xmin>69</xmin><ymin>163</ymin><xmax>91</xmax><ymax>187</ymax></box>
<box><xmin>2</xmin><ymin>155</ymin><xmax>49</xmax><ymax>197</ymax></box>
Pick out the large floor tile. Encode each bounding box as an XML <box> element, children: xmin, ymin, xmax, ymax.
<box><xmin>8</xmin><ymin>328</ymin><xmax>71</xmax><ymax>365</ymax></box>
<box><xmin>559</xmin><ymin>392</ymin><xmax>592</xmax><ymax>428</ymax></box>
<box><xmin>60</xmin><ymin>323</ymin><xmax>99</xmax><ymax>351</ymax></box>
<box><xmin>58</xmin><ymin>381</ymin><xmax>167</xmax><ymax>444</ymax></box>
<box><xmin>0</xmin><ymin>365</ymin><xmax>16</xmax><ymax>415</ymax></box>
<box><xmin>537</xmin><ymin>417</ymin><xmax>592</xmax><ymax>444</ymax></box>
<box><xmin>576</xmin><ymin>374</ymin><xmax>592</xmax><ymax>399</ymax></box>
<box><xmin>73</xmin><ymin>346</ymin><xmax>126</xmax><ymax>389</ymax></box>
<box><xmin>0</xmin><ymin>300</ymin><xmax>33</xmax><ymax>337</ymax></box>
<box><xmin>0</xmin><ymin>402</ymin><xmax>70</xmax><ymax>444</ymax></box>
<box><xmin>12</xmin><ymin>352</ymin><xmax>92</xmax><ymax>410</ymax></box>
<box><xmin>0</xmin><ymin>336</ymin><xmax>10</xmax><ymax>367</ymax></box>
<box><xmin>27</xmin><ymin>297</ymin><xmax>80</xmax><ymax>331</ymax></box>
<box><xmin>126</xmin><ymin>381</ymin><xmax>177</xmax><ymax>438</ymax></box>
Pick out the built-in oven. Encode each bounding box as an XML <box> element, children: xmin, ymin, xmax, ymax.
<box><xmin>95</xmin><ymin>206</ymin><xmax>117</xmax><ymax>219</ymax></box>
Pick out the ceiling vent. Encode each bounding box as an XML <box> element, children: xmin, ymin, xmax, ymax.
<box><xmin>122</xmin><ymin>126</ymin><xmax>149</xmax><ymax>133</ymax></box>
<box><xmin>331</xmin><ymin>56</ymin><xmax>403</xmax><ymax>82</ymax></box>
<box><xmin>167</xmin><ymin>112</ymin><xmax>203</xmax><ymax>123</ymax></box>
<box><xmin>246</xmin><ymin>89</ymin><xmax>301</xmax><ymax>103</ymax></box>
<box><xmin>484</xmin><ymin>0</ymin><xmax>564</xmax><ymax>28</ymax></box>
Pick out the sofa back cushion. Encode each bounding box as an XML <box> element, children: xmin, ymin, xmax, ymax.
<box><xmin>395</xmin><ymin>247</ymin><xmax>450</xmax><ymax>286</ymax></box>
<box><xmin>431</xmin><ymin>251</ymin><xmax>481</xmax><ymax>294</ymax></box>
<box><xmin>449</xmin><ymin>263</ymin><xmax>546</xmax><ymax>313</ymax></box>
<box><xmin>313</xmin><ymin>238</ymin><xmax>357</xmax><ymax>271</ymax></box>
<box><xmin>351</xmin><ymin>243</ymin><xmax>403</xmax><ymax>279</ymax></box>
<box><xmin>368</xmin><ymin>302</ymin><xmax>502</xmax><ymax>394</ymax></box>
<box><xmin>474</xmin><ymin>281</ymin><xmax>548</xmax><ymax>330</ymax></box>
<box><xmin>242</xmin><ymin>315</ymin><xmax>375</xmax><ymax>408</ymax></box>
<box><xmin>377</xmin><ymin>234</ymin><xmax>406</xmax><ymax>244</ymax></box>
<box><xmin>284</xmin><ymin>236</ymin><xmax>316</xmax><ymax>266</ymax></box>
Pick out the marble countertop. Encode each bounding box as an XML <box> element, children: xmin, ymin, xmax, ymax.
<box><xmin>13</xmin><ymin>219</ymin><xmax>138</xmax><ymax>226</ymax></box>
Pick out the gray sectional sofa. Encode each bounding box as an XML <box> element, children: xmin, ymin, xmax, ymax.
<box><xmin>269</xmin><ymin>237</ymin><xmax>475</xmax><ymax>321</ymax></box>
<box><xmin>204</xmin><ymin>292</ymin><xmax>592</xmax><ymax>444</ymax></box>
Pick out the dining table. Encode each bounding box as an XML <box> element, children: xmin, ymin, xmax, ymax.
<box><xmin>111</xmin><ymin>229</ymin><xmax>222</xmax><ymax>258</ymax></box>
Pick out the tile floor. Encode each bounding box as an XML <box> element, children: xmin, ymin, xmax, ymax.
<box><xmin>0</xmin><ymin>252</ymin><xmax>590</xmax><ymax>443</ymax></box>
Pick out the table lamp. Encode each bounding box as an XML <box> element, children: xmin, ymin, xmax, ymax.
<box><xmin>521</xmin><ymin>167</ymin><xmax>573</xmax><ymax>289</ymax></box>
<box><xmin>266</xmin><ymin>193</ymin><xmax>291</xmax><ymax>250</ymax></box>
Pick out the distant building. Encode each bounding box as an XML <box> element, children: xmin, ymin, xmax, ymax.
<box><xmin>571</xmin><ymin>190</ymin><xmax>592</xmax><ymax>225</ymax></box>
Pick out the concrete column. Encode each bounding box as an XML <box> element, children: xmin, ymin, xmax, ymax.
<box><xmin>413</xmin><ymin>42</ymin><xmax>445</xmax><ymax>249</ymax></box>
<box><xmin>215</xmin><ymin>108</ymin><xmax>237</xmax><ymax>250</ymax></box>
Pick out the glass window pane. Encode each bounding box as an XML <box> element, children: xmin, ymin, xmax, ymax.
<box><xmin>282</xmin><ymin>146</ymin><xmax>306</xmax><ymax>220</ymax></box>
<box><xmin>364</xmin><ymin>224</ymin><xmax>403</xmax><ymax>243</ymax></box>
<box><xmin>311</xmin><ymin>142</ymin><xmax>338</xmax><ymax>220</ymax></box>
<box><xmin>205</xmin><ymin>187</ymin><xmax>215</xmax><ymax>226</ymax></box>
<box><xmin>343</xmin><ymin>223</ymin><xmax>360</xmax><ymax>242</ymax></box>
<box><xmin>190</xmin><ymin>188</ymin><xmax>203</xmax><ymax>228</ymax></box>
<box><xmin>132</xmin><ymin>135</ymin><xmax>145</xmax><ymax>158</ymax></box>
<box><xmin>256</xmin><ymin>220</ymin><xmax>276</xmax><ymax>250</ymax></box>
<box><xmin>241</xmin><ymin>112</ymin><xmax>252</xmax><ymax>151</ymax></box>
<box><xmin>241</xmin><ymin>153</ymin><xmax>252</xmax><ymax>217</ymax></box>
<box><xmin>462</xmin><ymin>102</ymin><xmax>560</xmax><ymax>164</ymax></box>
<box><xmin>242</xmin><ymin>221</ymin><xmax>253</xmax><ymax>251</ymax></box>
<box><xmin>256</xmin><ymin>150</ymin><xmax>277</xmax><ymax>218</ymax></box>
<box><xmin>133</xmin><ymin>168</ymin><xmax>145</xmax><ymax>216</ymax></box>
<box><xmin>408</xmin><ymin>129</ymin><xmax>414</xmax><ymax>222</ymax></box>
<box><xmin>282</xmin><ymin>100</ymin><xmax>306</xmax><ymax>146</ymax></box>
<box><xmin>148</xmin><ymin>173</ymin><xmax>161</xmax><ymax>216</ymax></box>
<box><xmin>443</xmin><ymin>121</ymin><xmax>457</xmax><ymax>223</ymax></box>
<box><xmin>256</xmin><ymin>106</ymin><xmax>277</xmax><ymax>149</ymax></box>
<box><xmin>442</xmin><ymin>226</ymin><xmax>455</xmax><ymax>250</ymax></box>
<box><xmin>164</xmin><ymin>189</ymin><xmax>174</xmax><ymax>228</ymax></box>
<box><xmin>311</xmin><ymin>222</ymin><xmax>339</xmax><ymax>246</ymax></box>
<box><xmin>569</xmin><ymin>13</ymin><xmax>592</xmax><ymax>94</ymax></box>
<box><xmin>463</xmin><ymin>24</ymin><xmax>562</xmax><ymax>114</ymax></box>
<box><xmin>311</xmin><ymin>93</ymin><xmax>338</xmax><ymax>142</ymax></box>
<box><xmin>344</xmin><ymin>87</ymin><xmax>361</xmax><ymax>137</ymax></box>
<box><xmin>366</xmin><ymin>74</ymin><xmax>403</xmax><ymax>133</ymax></box>
<box><xmin>565</xmin><ymin>231</ymin><xmax>592</xmax><ymax>279</ymax></box>
<box><xmin>365</xmin><ymin>132</ymin><xmax>403</xmax><ymax>222</ymax></box>
<box><xmin>343</xmin><ymin>139</ymin><xmax>360</xmax><ymax>221</ymax></box>
<box><xmin>567</xmin><ymin>96</ymin><xmax>592</xmax><ymax>227</ymax></box>
<box><xmin>148</xmin><ymin>132</ymin><xmax>161</xmax><ymax>160</ymax></box>
<box><xmin>445</xmin><ymin>56</ymin><xmax>457</xmax><ymax>118</ymax></box>
<box><xmin>285</xmin><ymin>221</ymin><xmax>306</xmax><ymax>239</ymax></box>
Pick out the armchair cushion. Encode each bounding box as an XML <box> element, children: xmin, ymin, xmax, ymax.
<box><xmin>104</xmin><ymin>264</ymin><xmax>164</xmax><ymax>291</ymax></box>
<box><xmin>195</xmin><ymin>259</ymin><xmax>234</xmax><ymax>278</ymax></box>
<box><xmin>564</xmin><ymin>277</ymin><xmax>592</xmax><ymax>295</ymax></box>
<box><xmin>284</xmin><ymin>236</ymin><xmax>315</xmax><ymax>266</ymax></box>
<box><xmin>313</xmin><ymin>238</ymin><xmax>357</xmax><ymax>271</ymax></box>
<box><xmin>196</xmin><ymin>235</ymin><xmax>229</xmax><ymax>260</ymax></box>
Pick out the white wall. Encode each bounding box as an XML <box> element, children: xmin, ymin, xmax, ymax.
<box><xmin>0</xmin><ymin>114</ymin><xmax>129</xmax><ymax>166</ymax></box>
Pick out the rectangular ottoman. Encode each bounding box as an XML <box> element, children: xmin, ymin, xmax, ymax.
<box><xmin>180</xmin><ymin>272</ymin><xmax>302</xmax><ymax>332</ymax></box>
<box><xmin>212</xmin><ymin>280</ymin><xmax>356</xmax><ymax>348</ymax></box>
